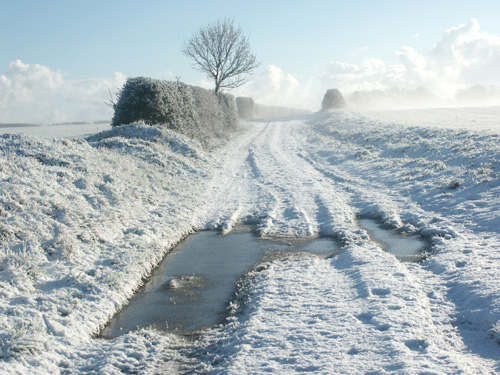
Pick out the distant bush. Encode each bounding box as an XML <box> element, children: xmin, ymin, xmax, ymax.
<box><xmin>112</xmin><ymin>77</ymin><xmax>238</xmax><ymax>143</ymax></box>
<box><xmin>321</xmin><ymin>89</ymin><xmax>346</xmax><ymax>110</ymax></box>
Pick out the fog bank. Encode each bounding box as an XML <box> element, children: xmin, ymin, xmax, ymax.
<box><xmin>235</xmin><ymin>18</ymin><xmax>500</xmax><ymax>111</ymax></box>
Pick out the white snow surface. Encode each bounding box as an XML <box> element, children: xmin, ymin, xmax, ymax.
<box><xmin>0</xmin><ymin>122</ymin><xmax>111</xmax><ymax>139</ymax></box>
<box><xmin>0</xmin><ymin>108</ymin><xmax>499</xmax><ymax>374</ymax></box>
<box><xmin>356</xmin><ymin>106</ymin><xmax>500</xmax><ymax>132</ymax></box>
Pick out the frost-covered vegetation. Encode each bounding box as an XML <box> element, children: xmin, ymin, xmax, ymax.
<box><xmin>112</xmin><ymin>77</ymin><xmax>238</xmax><ymax>144</ymax></box>
<box><xmin>183</xmin><ymin>19</ymin><xmax>258</xmax><ymax>95</ymax></box>
<box><xmin>0</xmin><ymin>125</ymin><xmax>216</xmax><ymax>373</ymax></box>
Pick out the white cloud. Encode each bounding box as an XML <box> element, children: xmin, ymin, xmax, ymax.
<box><xmin>0</xmin><ymin>60</ymin><xmax>126</xmax><ymax>124</ymax></box>
<box><xmin>341</xmin><ymin>18</ymin><xmax>500</xmax><ymax>106</ymax></box>
<box><xmin>237</xmin><ymin>18</ymin><xmax>500</xmax><ymax>110</ymax></box>
<box><xmin>232</xmin><ymin>65</ymin><xmax>313</xmax><ymax>109</ymax></box>
<box><xmin>321</xmin><ymin>59</ymin><xmax>406</xmax><ymax>93</ymax></box>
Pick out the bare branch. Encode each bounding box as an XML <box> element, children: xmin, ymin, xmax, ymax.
<box><xmin>104</xmin><ymin>87</ymin><xmax>121</xmax><ymax>110</ymax></box>
<box><xmin>183</xmin><ymin>19</ymin><xmax>259</xmax><ymax>94</ymax></box>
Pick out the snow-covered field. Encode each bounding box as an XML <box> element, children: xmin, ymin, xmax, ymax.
<box><xmin>357</xmin><ymin>106</ymin><xmax>500</xmax><ymax>132</ymax></box>
<box><xmin>0</xmin><ymin>122</ymin><xmax>111</xmax><ymax>139</ymax></box>
<box><xmin>0</xmin><ymin>108</ymin><xmax>498</xmax><ymax>374</ymax></box>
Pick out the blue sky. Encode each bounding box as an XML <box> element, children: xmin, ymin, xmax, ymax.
<box><xmin>2</xmin><ymin>1</ymin><xmax>499</xmax><ymax>81</ymax></box>
<box><xmin>1</xmin><ymin>1</ymin><xmax>500</xmax><ymax>122</ymax></box>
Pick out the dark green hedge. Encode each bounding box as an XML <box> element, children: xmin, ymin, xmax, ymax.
<box><xmin>112</xmin><ymin>77</ymin><xmax>238</xmax><ymax>142</ymax></box>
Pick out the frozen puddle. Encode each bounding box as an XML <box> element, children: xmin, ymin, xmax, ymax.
<box><xmin>358</xmin><ymin>218</ymin><xmax>428</xmax><ymax>261</ymax></box>
<box><xmin>101</xmin><ymin>230</ymin><xmax>340</xmax><ymax>338</ymax></box>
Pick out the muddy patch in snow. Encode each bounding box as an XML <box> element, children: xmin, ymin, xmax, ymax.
<box><xmin>357</xmin><ymin>217</ymin><xmax>430</xmax><ymax>261</ymax></box>
<box><xmin>101</xmin><ymin>230</ymin><xmax>340</xmax><ymax>338</ymax></box>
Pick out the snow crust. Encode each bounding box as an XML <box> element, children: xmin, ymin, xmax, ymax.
<box><xmin>0</xmin><ymin>108</ymin><xmax>499</xmax><ymax>373</ymax></box>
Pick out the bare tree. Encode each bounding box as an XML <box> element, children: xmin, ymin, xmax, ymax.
<box><xmin>183</xmin><ymin>19</ymin><xmax>258</xmax><ymax>95</ymax></box>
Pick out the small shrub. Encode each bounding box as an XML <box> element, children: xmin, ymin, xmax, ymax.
<box><xmin>321</xmin><ymin>89</ymin><xmax>346</xmax><ymax>110</ymax></box>
<box><xmin>112</xmin><ymin>78</ymin><xmax>196</xmax><ymax>129</ymax></box>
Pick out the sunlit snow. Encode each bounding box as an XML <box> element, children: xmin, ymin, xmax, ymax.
<box><xmin>0</xmin><ymin>108</ymin><xmax>498</xmax><ymax>374</ymax></box>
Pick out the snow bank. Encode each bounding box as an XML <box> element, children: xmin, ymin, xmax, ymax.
<box><xmin>112</xmin><ymin>77</ymin><xmax>238</xmax><ymax>144</ymax></box>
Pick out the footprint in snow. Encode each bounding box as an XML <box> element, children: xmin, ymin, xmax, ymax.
<box><xmin>405</xmin><ymin>339</ymin><xmax>429</xmax><ymax>352</ymax></box>
<box><xmin>371</xmin><ymin>287</ymin><xmax>391</xmax><ymax>296</ymax></box>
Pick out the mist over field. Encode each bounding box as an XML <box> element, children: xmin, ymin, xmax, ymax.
<box><xmin>233</xmin><ymin>18</ymin><xmax>500</xmax><ymax>111</ymax></box>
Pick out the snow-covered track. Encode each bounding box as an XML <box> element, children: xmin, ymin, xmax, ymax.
<box><xmin>192</xmin><ymin>116</ymin><xmax>499</xmax><ymax>374</ymax></box>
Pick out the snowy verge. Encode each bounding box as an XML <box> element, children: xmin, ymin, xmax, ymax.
<box><xmin>0</xmin><ymin>124</ymin><xmax>223</xmax><ymax>373</ymax></box>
